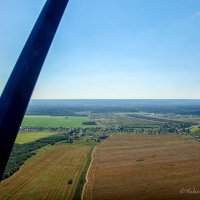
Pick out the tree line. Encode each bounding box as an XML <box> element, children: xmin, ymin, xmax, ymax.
<box><xmin>3</xmin><ymin>133</ymin><xmax>68</xmax><ymax>179</ymax></box>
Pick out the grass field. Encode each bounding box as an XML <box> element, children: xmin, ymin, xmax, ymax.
<box><xmin>22</xmin><ymin>115</ymin><xmax>99</xmax><ymax>128</ymax></box>
<box><xmin>0</xmin><ymin>145</ymin><xmax>90</xmax><ymax>200</ymax></box>
<box><xmin>83</xmin><ymin>135</ymin><xmax>200</xmax><ymax>200</ymax></box>
<box><xmin>15</xmin><ymin>132</ymin><xmax>59</xmax><ymax>144</ymax></box>
<box><xmin>126</xmin><ymin>112</ymin><xmax>200</xmax><ymax>125</ymax></box>
<box><xmin>178</xmin><ymin>117</ymin><xmax>200</xmax><ymax>124</ymax></box>
<box><xmin>92</xmin><ymin>113</ymin><xmax>160</xmax><ymax>128</ymax></box>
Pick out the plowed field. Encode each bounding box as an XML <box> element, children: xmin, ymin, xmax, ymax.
<box><xmin>0</xmin><ymin>145</ymin><xmax>90</xmax><ymax>200</ymax></box>
<box><xmin>83</xmin><ymin>135</ymin><xmax>200</xmax><ymax>200</ymax></box>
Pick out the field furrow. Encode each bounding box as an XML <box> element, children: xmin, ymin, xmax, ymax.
<box><xmin>0</xmin><ymin>145</ymin><xmax>90</xmax><ymax>200</ymax></box>
<box><xmin>83</xmin><ymin>135</ymin><xmax>200</xmax><ymax>200</ymax></box>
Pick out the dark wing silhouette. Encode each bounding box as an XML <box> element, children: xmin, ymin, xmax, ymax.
<box><xmin>0</xmin><ymin>0</ymin><xmax>69</xmax><ymax>179</ymax></box>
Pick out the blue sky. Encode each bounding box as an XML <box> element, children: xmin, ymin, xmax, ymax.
<box><xmin>1</xmin><ymin>0</ymin><xmax>200</xmax><ymax>99</ymax></box>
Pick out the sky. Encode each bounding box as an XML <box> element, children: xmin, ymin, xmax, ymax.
<box><xmin>0</xmin><ymin>0</ymin><xmax>200</xmax><ymax>99</ymax></box>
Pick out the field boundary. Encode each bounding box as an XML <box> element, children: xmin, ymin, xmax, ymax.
<box><xmin>80</xmin><ymin>135</ymin><xmax>200</xmax><ymax>200</ymax></box>
<box><xmin>72</xmin><ymin>146</ymin><xmax>94</xmax><ymax>200</ymax></box>
<box><xmin>81</xmin><ymin>138</ymin><xmax>108</xmax><ymax>200</ymax></box>
<box><xmin>81</xmin><ymin>146</ymin><xmax>97</xmax><ymax>200</ymax></box>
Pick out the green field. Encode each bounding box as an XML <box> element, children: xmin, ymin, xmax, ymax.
<box><xmin>178</xmin><ymin>117</ymin><xmax>200</xmax><ymax>124</ymax></box>
<box><xmin>92</xmin><ymin>113</ymin><xmax>160</xmax><ymax>128</ymax></box>
<box><xmin>15</xmin><ymin>132</ymin><xmax>59</xmax><ymax>144</ymax></box>
<box><xmin>134</xmin><ymin>113</ymin><xmax>200</xmax><ymax>125</ymax></box>
<box><xmin>22</xmin><ymin>115</ymin><xmax>99</xmax><ymax>128</ymax></box>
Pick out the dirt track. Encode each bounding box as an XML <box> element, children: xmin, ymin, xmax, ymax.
<box><xmin>83</xmin><ymin>135</ymin><xmax>200</xmax><ymax>200</ymax></box>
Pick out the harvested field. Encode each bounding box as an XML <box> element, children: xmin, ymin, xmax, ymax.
<box><xmin>83</xmin><ymin>135</ymin><xmax>200</xmax><ymax>200</ymax></box>
<box><xmin>0</xmin><ymin>145</ymin><xmax>90</xmax><ymax>200</ymax></box>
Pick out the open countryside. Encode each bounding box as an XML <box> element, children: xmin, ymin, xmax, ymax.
<box><xmin>1</xmin><ymin>0</ymin><xmax>200</xmax><ymax>199</ymax></box>
<box><xmin>0</xmin><ymin>100</ymin><xmax>200</xmax><ymax>200</ymax></box>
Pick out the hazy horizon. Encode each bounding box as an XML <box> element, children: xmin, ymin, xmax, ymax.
<box><xmin>28</xmin><ymin>99</ymin><xmax>200</xmax><ymax>105</ymax></box>
<box><xmin>27</xmin><ymin>99</ymin><xmax>200</xmax><ymax>116</ymax></box>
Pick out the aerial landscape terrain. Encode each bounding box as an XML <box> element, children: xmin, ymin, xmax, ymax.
<box><xmin>1</xmin><ymin>0</ymin><xmax>200</xmax><ymax>199</ymax></box>
<box><xmin>0</xmin><ymin>99</ymin><xmax>200</xmax><ymax>200</ymax></box>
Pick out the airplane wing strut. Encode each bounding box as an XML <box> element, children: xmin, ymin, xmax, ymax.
<box><xmin>0</xmin><ymin>0</ymin><xmax>69</xmax><ymax>179</ymax></box>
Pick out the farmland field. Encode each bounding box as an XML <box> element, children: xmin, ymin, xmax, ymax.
<box><xmin>83</xmin><ymin>135</ymin><xmax>200</xmax><ymax>200</ymax></box>
<box><xmin>22</xmin><ymin>115</ymin><xmax>99</xmax><ymax>128</ymax></box>
<box><xmin>15</xmin><ymin>132</ymin><xmax>59</xmax><ymax>144</ymax></box>
<box><xmin>0</xmin><ymin>145</ymin><xmax>90</xmax><ymax>200</ymax></box>
<box><xmin>2</xmin><ymin>100</ymin><xmax>200</xmax><ymax>200</ymax></box>
<box><xmin>91</xmin><ymin>113</ymin><xmax>160</xmax><ymax>128</ymax></box>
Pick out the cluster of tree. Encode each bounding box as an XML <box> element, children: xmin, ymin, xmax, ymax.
<box><xmin>82</xmin><ymin>121</ymin><xmax>97</xmax><ymax>125</ymax></box>
<box><xmin>3</xmin><ymin>133</ymin><xmax>68</xmax><ymax>180</ymax></box>
<box><xmin>99</xmin><ymin>134</ymin><xmax>108</xmax><ymax>139</ymax></box>
<box><xmin>20</xmin><ymin>126</ymin><xmax>102</xmax><ymax>133</ymax></box>
<box><xmin>90</xmin><ymin>132</ymin><xmax>109</xmax><ymax>142</ymax></box>
<box><xmin>20</xmin><ymin>126</ymin><xmax>70</xmax><ymax>132</ymax></box>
